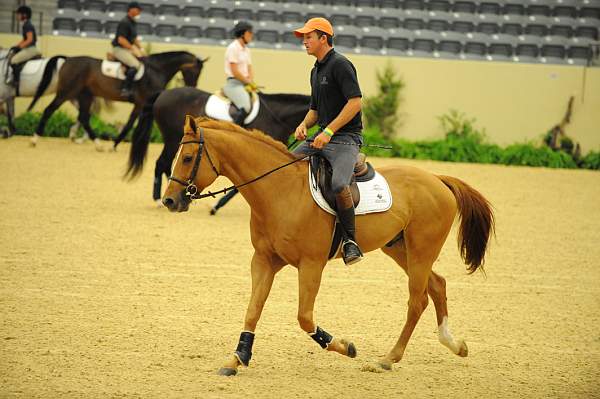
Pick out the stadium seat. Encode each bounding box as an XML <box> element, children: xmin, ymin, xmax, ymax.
<box><xmin>515</xmin><ymin>43</ymin><xmax>539</xmax><ymax>58</ymax></box>
<box><xmin>575</xmin><ymin>26</ymin><xmax>599</xmax><ymax>40</ymax></box>
<box><xmin>464</xmin><ymin>41</ymin><xmax>487</xmax><ymax>56</ymax></box>
<box><xmin>281</xmin><ymin>31</ymin><xmax>300</xmax><ymax>46</ymax></box>
<box><xmin>104</xmin><ymin>20</ymin><xmax>119</xmax><ymax>34</ymax></box>
<box><xmin>79</xmin><ymin>18</ymin><xmax>103</xmax><ymax>33</ymax></box>
<box><xmin>524</xmin><ymin>24</ymin><xmax>549</xmax><ymax>37</ymax></box>
<box><xmin>205</xmin><ymin>26</ymin><xmax>228</xmax><ymax>41</ymax></box>
<box><xmin>82</xmin><ymin>0</ymin><xmax>105</xmax><ymax>12</ymax></box>
<box><xmin>437</xmin><ymin>40</ymin><xmax>462</xmax><ymax>55</ymax></box>
<box><xmin>107</xmin><ymin>1</ymin><xmax>128</xmax><ymax>13</ymax></box>
<box><xmin>206</xmin><ymin>6</ymin><xmax>229</xmax><ymax>19</ymax></box>
<box><xmin>489</xmin><ymin>42</ymin><xmax>513</xmax><ymax>57</ymax></box>
<box><xmin>182</xmin><ymin>6</ymin><xmax>203</xmax><ymax>18</ymax></box>
<box><xmin>427</xmin><ymin>0</ymin><xmax>451</xmax><ymax>12</ymax></box>
<box><xmin>549</xmin><ymin>25</ymin><xmax>573</xmax><ymax>38</ymax></box>
<box><xmin>428</xmin><ymin>19</ymin><xmax>450</xmax><ymax>32</ymax></box>
<box><xmin>579</xmin><ymin>6</ymin><xmax>600</xmax><ymax>20</ymax></box>
<box><xmin>453</xmin><ymin>1</ymin><xmax>477</xmax><ymax>14</ymax></box>
<box><xmin>477</xmin><ymin>21</ymin><xmax>501</xmax><ymax>35</ymax></box>
<box><xmin>403</xmin><ymin>0</ymin><xmax>425</xmax><ymax>11</ymax></box>
<box><xmin>541</xmin><ymin>44</ymin><xmax>566</xmax><ymax>59</ymax></box>
<box><xmin>504</xmin><ymin>2</ymin><xmax>526</xmax><ymax>16</ymax></box>
<box><xmin>527</xmin><ymin>4</ymin><xmax>551</xmax><ymax>17</ymax></box>
<box><xmin>379</xmin><ymin>15</ymin><xmax>400</xmax><ymax>28</ymax></box>
<box><xmin>568</xmin><ymin>46</ymin><xmax>592</xmax><ymax>61</ymax></box>
<box><xmin>404</xmin><ymin>18</ymin><xmax>426</xmax><ymax>30</ymax></box>
<box><xmin>331</xmin><ymin>13</ymin><xmax>353</xmax><ymax>26</ymax></box>
<box><xmin>232</xmin><ymin>8</ymin><xmax>253</xmax><ymax>21</ymax></box>
<box><xmin>411</xmin><ymin>38</ymin><xmax>436</xmax><ymax>53</ymax></box>
<box><xmin>155</xmin><ymin>24</ymin><xmax>177</xmax><ymax>38</ymax></box>
<box><xmin>381</xmin><ymin>0</ymin><xmax>401</xmax><ymax>9</ymax></box>
<box><xmin>256</xmin><ymin>9</ymin><xmax>278</xmax><ymax>22</ymax></box>
<box><xmin>255</xmin><ymin>28</ymin><xmax>279</xmax><ymax>44</ymax></box>
<box><xmin>479</xmin><ymin>2</ymin><xmax>502</xmax><ymax>15</ymax></box>
<box><xmin>553</xmin><ymin>5</ymin><xmax>578</xmax><ymax>19</ymax></box>
<box><xmin>53</xmin><ymin>17</ymin><xmax>78</xmax><ymax>32</ymax></box>
<box><xmin>357</xmin><ymin>0</ymin><xmax>377</xmax><ymax>7</ymax></box>
<box><xmin>59</xmin><ymin>0</ymin><xmax>81</xmax><ymax>11</ymax></box>
<box><xmin>451</xmin><ymin>20</ymin><xmax>475</xmax><ymax>33</ymax></box>
<box><xmin>500</xmin><ymin>22</ymin><xmax>523</xmax><ymax>36</ymax></box>
<box><xmin>179</xmin><ymin>25</ymin><xmax>202</xmax><ymax>39</ymax></box>
<box><xmin>156</xmin><ymin>4</ymin><xmax>180</xmax><ymax>17</ymax></box>
<box><xmin>135</xmin><ymin>22</ymin><xmax>152</xmax><ymax>35</ymax></box>
<box><xmin>281</xmin><ymin>11</ymin><xmax>303</xmax><ymax>23</ymax></box>
<box><xmin>354</xmin><ymin>8</ymin><xmax>378</xmax><ymax>28</ymax></box>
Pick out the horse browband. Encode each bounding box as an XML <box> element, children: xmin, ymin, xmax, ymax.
<box><xmin>168</xmin><ymin>127</ymin><xmax>219</xmax><ymax>198</ymax></box>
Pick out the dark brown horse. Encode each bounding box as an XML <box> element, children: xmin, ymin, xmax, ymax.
<box><xmin>28</xmin><ymin>51</ymin><xmax>206</xmax><ymax>150</ymax></box>
<box><xmin>125</xmin><ymin>87</ymin><xmax>310</xmax><ymax>203</ymax></box>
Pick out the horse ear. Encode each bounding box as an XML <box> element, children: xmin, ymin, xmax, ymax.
<box><xmin>184</xmin><ymin>115</ymin><xmax>197</xmax><ymax>135</ymax></box>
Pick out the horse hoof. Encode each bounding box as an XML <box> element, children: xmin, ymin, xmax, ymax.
<box><xmin>155</xmin><ymin>200</ymin><xmax>164</xmax><ymax>208</ymax></box>
<box><xmin>217</xmin><ymin>367</ymin><xmax>237</xmax><ymax>376</ymax></box>
<box><xmin>346</xmin><ymin>342</ymin><xmax>357</xmax><ymax>358</ymax></box>
<box><xmin>457</xmin><ymin>340</ymin><xmax>468</xmax><ymax>357</ymax></box>
<box><xmin>209</xmin><ymin>207</ymin><xmax>217</xmax><ymax>216</ymax></box>
<box><xmin>359</xmin><ymin>362</ymin><xmax>386</xmax><ymax>373</ymax></box>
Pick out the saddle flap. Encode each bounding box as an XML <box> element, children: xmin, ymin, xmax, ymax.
<box><xmin>205</xmin><ymin>93</ymin><xmax>260</xmax><ymax>125</ymax></box>
<box><xmin>100</xmin><ymin>60</ymin><xmax>145</xmax><ymax>81</ymax></box>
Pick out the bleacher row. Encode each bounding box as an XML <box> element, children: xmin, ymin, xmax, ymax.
<box><xmin>53</xmin><ymin>0</ymin><xmax>600</xmax><ymax>65</ymax></box>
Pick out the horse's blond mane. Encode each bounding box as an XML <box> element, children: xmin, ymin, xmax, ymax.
<box><xmin>196</xmin><ymin>117</ymin><xmax>294</xmax><ymax>159</ymax></box>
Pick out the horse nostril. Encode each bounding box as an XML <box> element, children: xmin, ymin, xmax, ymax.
<box><xmin>162</xmin><ymin>197</ymin><xmax>175</xmax><ymax>208</ymax></box>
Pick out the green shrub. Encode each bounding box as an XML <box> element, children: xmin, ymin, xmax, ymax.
<box><xmin>500</xmin><ymin>143</ymin><xmax>577</xmax><ymax>168</ymax></box>
<box><xmin>580</xmin><ymin>151</ymin><xmax>600</xmax><ymax>170</ymax></box>
<box><xmin>46</xmin><ymin>111</ymin><xmax>76</xmax><ymax>137</ymax></box>
<box><xmin>362</xmin><ymin>62</ymin><xmax>405</xmax><ymax>139</ymax></box>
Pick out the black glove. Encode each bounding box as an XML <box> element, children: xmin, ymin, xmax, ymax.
<box><xmin>10</xmin><ymin>46</ymin><xmax>21</xmax><ymax>54</ymax></box>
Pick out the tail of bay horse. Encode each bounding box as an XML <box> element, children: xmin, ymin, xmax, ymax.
<box><xmin>160</xmin><ymin>118</ymin><xmax>495</xmax><ymax>375</ymax></box>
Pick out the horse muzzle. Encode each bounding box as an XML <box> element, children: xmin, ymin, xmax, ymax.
<box><xmin>162</xmin><ymin>190</ymin><xmax>191</xmax><ymax>212</ymax></box>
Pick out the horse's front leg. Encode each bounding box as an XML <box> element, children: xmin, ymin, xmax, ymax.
<box><xmin>297</xmin><ymin>262</ymin><xmax>357</xmax><ymax>359</ymax></box>
<box><xmin>218</xmin><ymin>251</ymin><xmax>283</xmax><ymax>376</ymax></box>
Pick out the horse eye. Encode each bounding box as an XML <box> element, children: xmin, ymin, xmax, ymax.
<box><xmin>183</xmin><ymin>155</ymin><xmax>193</xmax><ymax>164</ymax></box>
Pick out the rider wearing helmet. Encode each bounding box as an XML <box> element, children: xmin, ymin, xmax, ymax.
<box><xmin>223</xmin><ymin>21</ymin><xmax>257</xmax><ymax>126</ymax></box>
<box><xmin>9</xmin><ymin>6</ymin><xmax>41</xmax><ymax>91</ymax></box>
<box><xmin>293</xmin><ymin>17</ymin><xmax>364</xmax><ymax>265</ymax></box>
<box><xmin>111</xmin><ymin>1</ymin><xmax>145</xmax><ymax>97</ymax></box>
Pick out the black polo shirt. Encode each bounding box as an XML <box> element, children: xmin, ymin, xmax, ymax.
<box><xmin>309</xmin><ymin>49</ymin><xmax>362</xmax><ymax>135</ymax></box>
<box><xmin>111</xmin><ymin>16</ymin><xmax>137</xmax><ymax>47</ymax></box>
<box><xmin>22</xmin><ymin>20</ymin><xmax>36</xmax><ymax>47</ymax></box>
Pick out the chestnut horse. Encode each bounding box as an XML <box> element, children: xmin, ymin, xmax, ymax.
<box><xmin>162</xmin><ymin>117</ymin><xmax>495</xmax><ymax>375</ymax></box>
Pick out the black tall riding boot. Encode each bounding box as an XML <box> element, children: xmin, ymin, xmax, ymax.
<box><xmin>210</xmin><ymin>188</ymin><xmax>239</xmax><ymax>215</ymax></box>
<box><xmin>11</xmin><ymin>64</ymin><xmax>23</xmax><ymax>96</ymax></box>
<box><xmin>232</xmin><ymin>108</ymin><xmax>248</xmax><ymax>126</ymax></box>
<box><xmin>336</xmin><ymin>187</ymin><xmax>363</xmax><ymax>265</ymax></box>
<box><xmin>121</xmin><ymin>67</ymin><xmax>137</xmax><ymax>97</ymax></box>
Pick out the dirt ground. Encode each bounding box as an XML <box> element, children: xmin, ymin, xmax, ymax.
<box><xmin>1</xmin><ymin>136</ymin><xmax>599</xmax><ymax>398</ymax></box>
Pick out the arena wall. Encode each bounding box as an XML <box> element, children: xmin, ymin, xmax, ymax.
<box><xmin>2</xmin><ymin>33</ymin><xmax>599</xmax><ymax>151</ymax></box>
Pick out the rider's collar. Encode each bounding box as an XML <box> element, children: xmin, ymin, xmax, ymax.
<box><xmin>315</xmin><ymin>48</ymin><xmax>335</xmax><ymax>67</ymax></box>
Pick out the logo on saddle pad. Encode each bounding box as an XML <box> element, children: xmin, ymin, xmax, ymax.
<box><xmin>308</xmin><ymin>163</ymin><xmax>393</xmax><ymax>215</ymax></box>
<box><xmin>205</xmin><ymin>93</ymin><xmax>260</xmax><ymax>125</ymax></box>
<box><xmin>101</xmin><ymin>60</ymin><xmax>145</xmax><ymax>81</ymax></box>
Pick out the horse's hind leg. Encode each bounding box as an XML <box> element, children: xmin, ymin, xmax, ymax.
<box><xmin>75</xmin><ymin>90</ymin><xmax>103</xmax><ymax>151</ymax></box>
<box><xmin>428</xmin><ymin>271</ymin><xmax>468</xmax><ymax>357</ymax></box>
<box><xmin>32</xmin><ymin>94</ymin><xmax>68</xmax><ymax>146</ymax></box>
<box><xmin>381</xmin><ymin>243</ymin><xmax>467</xmax><ymax>358</ymax></box>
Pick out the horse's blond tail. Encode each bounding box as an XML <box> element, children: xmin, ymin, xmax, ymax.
<box><xmin>438</xmin><ymin>175</ymin><xmax>495</xmax><ymax>274</ymax></box>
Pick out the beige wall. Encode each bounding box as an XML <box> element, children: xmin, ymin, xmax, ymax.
<box><xmin>2</xmin><ymin>33</ymin><xmax>599</xmax><ymax>151</ymax></box>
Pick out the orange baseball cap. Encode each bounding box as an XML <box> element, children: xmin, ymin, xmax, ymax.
<box><xmin>293</xmin><ymin>17</ymin><xmax>334</xmax><ymax>38</ymax></box>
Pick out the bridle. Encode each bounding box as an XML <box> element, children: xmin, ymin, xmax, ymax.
<box><xmin>168</xmin><ymin>127</ymin><xmax>220</xmax><ymax>199</ymax></box>
<box><xmin>167</xmin><ymin>125</ymin><xmax>309</xmax><ymax>202</ymax></box>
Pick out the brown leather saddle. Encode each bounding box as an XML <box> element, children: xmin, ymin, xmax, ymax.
<box><xmin>310</xmin><ymin>152</ymin><xmax>375</xmax><ymax>211</ymax></box>
<box><xmin>309</xmin><ymin>153</ymin><xmax>377</xmax><ymax>260</ymax></box>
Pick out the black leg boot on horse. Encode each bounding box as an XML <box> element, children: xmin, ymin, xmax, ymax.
<box><xmin>335</xmin><ymin>186</ymin><xmax>363</xmax><ymax>265</ymax></box>
<box><xmin>210</xmin><ymin>188</ymin><xmax>239</xmax><ymax>215</ymax></box>
<box><xmin>121</xmin><ymin>67</ymin><xmax>137</xmax><ymax>98</ymax></box>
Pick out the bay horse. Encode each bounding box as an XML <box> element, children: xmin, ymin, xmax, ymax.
<box><xmin>161</xmin><ymin>117</ymin><xmax>495</xmax><ymax>376</ymax></box>
<box><xmin>28</xmin><ymin>51</ymin><xmax>205</xmax><ymax>150</ymax></box>
<box><xmin>124</xmin><ymin>86</ymin><xmax>310</xmax><ymax>203</ymax></box>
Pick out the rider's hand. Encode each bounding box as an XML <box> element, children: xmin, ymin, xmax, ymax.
<box><xmin>10</xmin><ymin>46</ymin><xmax>21</xmax><ymax>53</ymax></box>
<box><xmin>310</xmin><ymin>132</ymin><xmax>331</xmax><ymax>149</ymax></box>
<box><xmin>294</xmin><ymin>122</ymin><xmax>307</xmax><ymax>141</ymax></box>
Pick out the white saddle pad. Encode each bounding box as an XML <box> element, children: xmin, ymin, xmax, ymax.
<box><xmin>205</xmin><ymin>94</ymin><xmax>260</xmax><ymax>125</ymax></box>
<box><xmin>101</xmin><ymin>60</ymin><xmax>144</xmax><ymax>81</ymax></box>
<box><xmin>308</xmin><ymin>163</ymin><xmax>393</xmax><ymax>215</ymax></box>
<box><xmin>21</xmin><ymin>59</ymin><xmax>48</xmax><ymax>76</ymax></box>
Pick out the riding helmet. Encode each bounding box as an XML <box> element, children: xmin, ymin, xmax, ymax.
<box><xmin>16</xmin><ymin>6</ymin><xmax>32</xmax><ymax>19</ymax></box>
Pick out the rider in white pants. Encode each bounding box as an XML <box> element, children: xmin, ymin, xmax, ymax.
<box><xmin>8</xmin><ymin>6</ymin><xmax>41</xmax><ymax>91</ymax></box>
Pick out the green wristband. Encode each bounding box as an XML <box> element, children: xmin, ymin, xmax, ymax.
<box><xmin>323</xmin><ymin>128</ymin><xmax>334</xmax><ymax>137</ymax></box>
